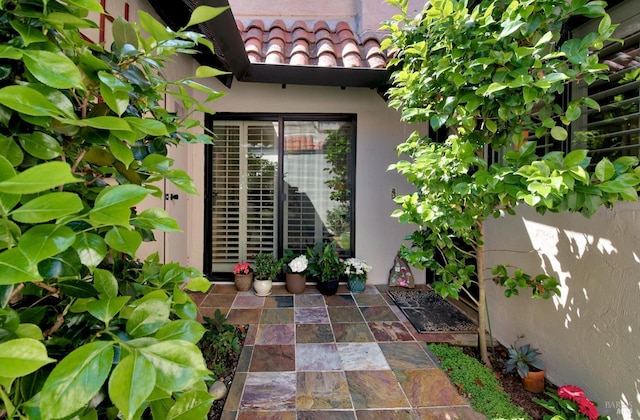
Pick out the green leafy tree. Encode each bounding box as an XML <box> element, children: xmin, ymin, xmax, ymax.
<box><xmin>0</xmin><ymin>0</ymin><xmax>228</xmax><ymax>418</ymax></box>
<box><xmin>382</xmin><ymin>0</ymin><xmax>640</xmax><ymax>365</ymax></box>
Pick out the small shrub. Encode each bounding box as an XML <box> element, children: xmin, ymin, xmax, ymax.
<box><xmin>429</xmin><ymin>344</ymin><xmax>530</xmax><ymax>420</ymax></box>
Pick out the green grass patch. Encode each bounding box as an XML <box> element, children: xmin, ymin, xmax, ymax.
<box><xmin>428</xmin><ymin>344</ymin><xmax>530</xmax><ymax>420</ymax></box>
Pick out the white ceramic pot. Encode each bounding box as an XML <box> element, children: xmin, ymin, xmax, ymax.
<box><xmin>253</xmin><ymin>278</ymin><xmax>272</xmax><ymax>296</ymax></box>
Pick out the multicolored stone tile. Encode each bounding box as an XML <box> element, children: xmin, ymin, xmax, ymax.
<box><xmin>368</xmin><ymin>321</ymin><xmax>415</xmax><ymax>342</ymax></box>
<box><xmin>379</xmin><ymin>342</ymin><xmax>436</xmax><ymax>370</ymax></box>
<box><xmin>332</xmin><ymin>322</ymin><xmax>375</xmax><ymax>343</ymax></box>
<box><xmin>355</xmin><ymin>409</ymin><xmax>417</xmax><ymax>419</ymax></box>
<box><xmin>260</xmin><ymin>308</ymin><xmax>294</xmax><ymax>324</ymax></box>
<box><xmin>222</xmin><ymin>371</ymin><xmax>246</xmax><ymax>411</ymax></box>
<box><xmin>226</xmin><ymin>308</ymin><xmax>262</xmax><ymax>325</ymax></box>
<box><xmin>360</xmin><ymin>306</ymin><xmax>400</xmax><ymax>322</ymax></box>
<box><xmin>249</xmin><ymin>345</ymin><xmax>295</xmax><ymax>372</ymax></box>
<box><xmin>336</xmin><ymin>343</ymin><xmax>390</xmax><ymax>371</ymax></box>
<box><xmin>296</xmin><ymin>371</ymin><xmax>352</xmax><ymax>409</ymax></box>
<box><xmin>353</xmin><ymin>293</ymin><xmax>387</xmax><ymax>307</ymax></box>
<box><xmin>328</xmin><ymin>307</ymin><xmax>365</xmax><ymax>323</ymax></box>
<box><xmin>237</xmin><ymin>410</ymin><xmax>296</xmax><ymax>420</ymax></box>
<box><xmin>394</xmin><ymin>369</ymin><xmax>468</xmax><ymax>407</ymax></box>
<box><xmin>345</xmin><ymin>370</ymin><xmax>410</xmax><ymax>409</ymax></box>
<box><xmin>295</xmin><ymin>307</ymin><xmax>330</xmax><ymax>324</ymax></box>
<box><xmin>236</xmin><ymin>345</ymin><xmax>253</xmax><ymax>372</ymax></box>
<box><xmin>296</xmin><ymin>411</ymin><xmax>356</xmax><ymax>420</ymax></box>
<box><xmin>201</xmin><ymin>293</ymin><xmax>234</xmax><ymax>307</ymax></box>
<box><xmin>294</xmin><ymin>294</ymin><xmax>325</xmax><ymax>307</ymax></box>
<box><xmin>264</xmin><ymin>295</ymin><xmax>294</xmax><ymax>308</ymax></box>
<box><xmin>240</xmin><ymin>372</ymin><xmax>296</xmax><ymax>410</ymax></box>
<box><xmin>211</xmin><ymin>283</ymin><xmax>239</xmax><ymax>294</ymax></box>
<box><xmin>324</xmin><ymin>294</ymin><xmax>357</xmax><ymax>307</ymax></box>
<box><xmin>415</xmin><ymin>406</ymin><xmax>485</xmax><ymax>419</ymax></box>
<box><xmin>296</xmin><ymin>343</ymin><xmax>342</xmax><ymax>371</ymax></box>
<box><xmin>232</xmin><ymin>295</ymin><xmax>266</xmax><ymax>308</ymax></box>
<box><xmin>296</xmin><ymin>323</ymin><xmax>335</xmax><ymax>343</ymax></box>
<box><xmin>255</xmin><ymin>324</ymin><xmax>295</xmax><ymax>345</ymax></box>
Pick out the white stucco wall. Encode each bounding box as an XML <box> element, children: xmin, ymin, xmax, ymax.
<box><xmin>191</xmin><ymin>81</ymin><xmax>425</xmax><ymax>285</ymax></box>
<box><xmin>485</xmin><ymin>203</ymin><xmax>640</xmax><ymax>419</ymax></box>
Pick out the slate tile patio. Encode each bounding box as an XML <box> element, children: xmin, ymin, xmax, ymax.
<box><xmin>196</xmin><ymin>283</ymin><xmax>486</xmax><ymax>419</ymax></box>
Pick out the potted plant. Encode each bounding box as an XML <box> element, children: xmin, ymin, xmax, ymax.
<box><xmin>282</xmin><ymin>250</ymin><xmax>308</xmax><ymax>294</ymax></box>
<box><xmin>253</xmin><ymin>252</ymin><xmax>283</xmax><ymax>296</ymax></box>
<box><xmin>307</xmin><ymin>242</ymin><xmax>344</xmax><ymax>296</ymax></box>
<box><xmin>233</xmin><ymin>262</ymin><xmax>254</xmax><ymax>291</ymax></box>
<box><xmin>505</xmin><ymin>338</ymin><xmax>545</xmax><ymax>393</ymax></box>
<box><xmin>344</xmin><ymin>257</ymin><xmax>372</xmax><ymax>293</ymax></box>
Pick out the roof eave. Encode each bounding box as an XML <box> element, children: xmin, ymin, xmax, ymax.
<box><xmin>242</xmin><ymin>64</ymin><xmax>390</xmax><ymax>88</ymax></box>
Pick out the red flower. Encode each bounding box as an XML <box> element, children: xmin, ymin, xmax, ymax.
<box><xmin>558</xmin><ymin>385</ymin><xmax>585</xmax><ymax>403</ymax></box>
<box><xmin>578</xmin><ymin>399</ymin><xmax>599</xmax><ymax>420</ymax></box>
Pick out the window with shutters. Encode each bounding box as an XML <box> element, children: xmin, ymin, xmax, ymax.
<box><xmin>204</xmin><ymin>115</ymin><xmax>355</xmax><ymax>277</ymax></box>
<box><xmin>572</xmin><ymin>1</ymin><xmax>640</xmax><ymax>163</ymax></box>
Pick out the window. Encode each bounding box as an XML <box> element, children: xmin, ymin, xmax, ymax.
<box><xmin>572</xmin><ymin>1</ymin><xmax>640</xmax><ymax>162</ymax></box>
<box><xmin>204</xmin><ymin>114</ymin><xmax>356</xmax><ymax>277</ymax></box>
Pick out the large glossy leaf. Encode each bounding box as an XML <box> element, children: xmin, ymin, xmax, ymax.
<box><xmin>108</xmin><ymin>351</ymin><xmax>156</xmax><ymax>420</ymax></box>
<box><xmin>74</xmin><ymin>233</ymin><xmax>108</xmax><ymax>268</ymax></box>
<box><xmin>0</xmin><ymin>248</ymin><xmax>41</xmax><ymax>284</ymax></box>
<box><xmin>109</xmin><ymin>137</ymin><xmax>134</xmax><ymax>167</ymax></box>
<box><xmin>126</xmin><ymin>298</ymin><xmax>170</xmax><ymax>338</ymax></box>
<box><xmin>58</xmin><ymin>280</ymin><xmax>98</xmax><ymax>298</ymax></box>
<box><xmin>166</xmin><ymin>169</ymin><xmax>198</xmax><ymax>194</ymax></box>
<box><xmin>0</xmin><ymin>338</ymin><xmax>55</xmax><ymax>378</ymax></box>
<box><xmin>23</xmin><ymin>51</ymin><xmax>84</xmax><ymax>90</ymax></box>
<box><xmin>0</xmin><ymin>155</ymin><xmax>20</xmax><ymax>215</ymax></box>
<box><xmin>183</xmin><ymin>5</ymin><xmax>228</xmax><ymax>29</ymax></box>
<box><xmin>132</xmin><ymin>208</ymin><xmax>181</xmax><ymax>232</ymax></box>
<box><xmin>62</xmin><ymin>116</ymin><xmax>131</xmax><ymax>131</ymax></box>
<box><xmin>138</xmin><ymin>11</ymin><xmax>172</xmax><ymax>42</ymax></box>
<box><xmin>0</xmin><ymin>219</ymin><xmax>21</xmax><ymax>250</ymax></box>
<box><xmin>40</xmin><ymin>341</ymin><xmax>114</xmax><ymax>420</ymax></box>
<box><xmin>166</xmin><ymin>390</ymin><xmax>213</xmax><ymax>420</ymax></box>
<box><xmin>19</xmin><ymin>132</ymin><xmax>63</xmax><ymax>160</ymax></box>
<box><xmin>184</xmin><ymin>277</ymin><xmax>211</xmax><ymax>293</ymax></box>
<box><xmin>92</xmin><ymin>268</ymin><xmax>118</xmax><ymax>298</ymax></box>
<box><xmin>89</xmin><ymin>185</ymin><xmax>148</xmax><ymax>227</ymax></box>
<box><xmin>124</xmin><ymin>118</ymin><xmax>169</xmax><ymax>137</ymax></box>
<box><xmin>87</xmin><ymin>296</ymin><xmax>130</xmax><ymax>325</ymax></box>
<box><xmin>104</xmin><ymin>227</ymin><xmax>142</xmax><ymax>256</ymax></box>
<box><xmin>11</xmin><ymin>192</ymin><xmax>83</xmax><ymax>223</ymax></box>
<box><xmin>0</xmin><ymin>134</ymin><xmax>25</xmax><ymax>166</ymax></box>
<box><xmin>0</xmin><ymin>162</ymin><xmax>82</xmax><ymax>194</ymax></box>
<box><xmin>0</xmin><ymin>85</ymin><xmax>68</xmax><ymax>118</ymax></box>
<box><xmin>113</xmin><ymin>17</ymin><xmax>139</xmax><ymax>50</ymax></box>
<box><xmin>153</xmin><ymin>320</ymin><xmax>206</xmax><ymax>343</ymax></box>
<box><xmin>19</xmin><ymin>224</ymin><xmax>76</xmax><ymax>264</ymax></box>
<box><xmin>64</xmin><ymin>0</ymin><xmax>104</xmax><ymax>13</ymax></box>
<box><xmin>140</xmin><ymin>340</ymin><xmax>209</xmax><ymax>392</ymax></box>
<box><xmin>38</xmin><ymin>248</ymin><xmax>81</xmax><ymax>279</ymax></box>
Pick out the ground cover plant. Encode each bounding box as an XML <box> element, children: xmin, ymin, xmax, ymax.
<box><xmin>383</xmin><ymin>0</ymin><xmax>640</xmax><ymax>365</ymax></box>
<box><xmin>0</xmin><ymin>0</ymin><xmax>228</xmax><ymax>418</ymax></box>
<box><xmin>429</xmin><ymin>343</ymin><xmax>532</xmax><ymax>419</ymax></box>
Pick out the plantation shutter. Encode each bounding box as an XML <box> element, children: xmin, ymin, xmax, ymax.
<box><xmin>210</xmin><ymin>122</ymin><xmax>277</xmax><ymax>272</ymax></box>
<box><xmin>572</xmin><ymin>2</ymin><xmax>640</xmax><ymax>162</ymax></box>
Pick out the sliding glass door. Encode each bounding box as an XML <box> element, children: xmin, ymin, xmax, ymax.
<box><xmin>205</xmin><ymin>115</ymin><xmax>355</xmax><ymax>277</ymax></box>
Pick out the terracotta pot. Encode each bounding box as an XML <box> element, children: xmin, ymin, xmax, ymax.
<box><xmin>253</xmin><ymin>278</ymin><xmax>272</xmax><ymax>296</ymax></box>
<box><xmin>522</xmin><ymin>369</ymin><xmax>545</xmax><ymax>393</ymax></box>
<box><xmin>234</xmin><ymin>273</ymin><xmax>253</xmax><ymax>291</ymax></box>
<box><xmin>317</xmin><ymin>279</ymin><xmax>339</xmax><ymax>296</ymax></box>
<box><xmin>285</xmin><ymin>273</ymin><xmax>306</xmax><ymax>294</ymax></box>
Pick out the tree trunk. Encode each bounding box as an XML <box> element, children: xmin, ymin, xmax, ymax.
<box><xmin>476</xmin><ymin>221</ymin><xmax>491</xmax><ymax>367</ymax></box>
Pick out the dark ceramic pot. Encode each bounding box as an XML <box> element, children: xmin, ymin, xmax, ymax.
<box><xmin>317</xmin><ymin>278</ymin><xmax>339</xmax><ymax>296</ymax></box>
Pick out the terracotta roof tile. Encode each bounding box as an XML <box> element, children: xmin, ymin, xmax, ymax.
<box><xmin>234</xmin><ymin>19</ymin><xmax>388</xmax><ymax>69</ymax></box>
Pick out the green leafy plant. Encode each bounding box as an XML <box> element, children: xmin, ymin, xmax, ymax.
<box><xmin>382</xmin><ymin>0</ymin><xmax>640</xmax><ymax>365</ymax></box>
<box><xmin>200</xmin><ymin>310</ymin><xmax>243</xmax><ymax>378</ymax></box>
<box><xmin>505</xmin><ymin>338</ymin><xmax>544</xmax><ymax>378</ymax></box>
<box><xmin>253</xmin><ymin>252</ymin><xmax>283</xmax><ymax>280</ymax></box>
<box><xmin>534</xmin><ymin>385</ymin><xmax>605</xmax><ymax>420</ymax></box>
<box><xmin>429</xmin><ymin>344</ymin><xmax>531</xmax><ymax>419</ymax></box>
<box><xmin>0</xmin><ymin>0</ymin><xmax>228</xmax><ymax>418</ymax></box>
<box><xmin>306</xmin><ymin>242</ymin><xmax>345</xmax><ymax>282</ymax></box>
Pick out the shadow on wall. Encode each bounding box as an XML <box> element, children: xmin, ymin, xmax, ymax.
<box><xmin>485</xmin><ymin>204</ymin><xmax>640</xmax><ymax>420</ymax></box>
